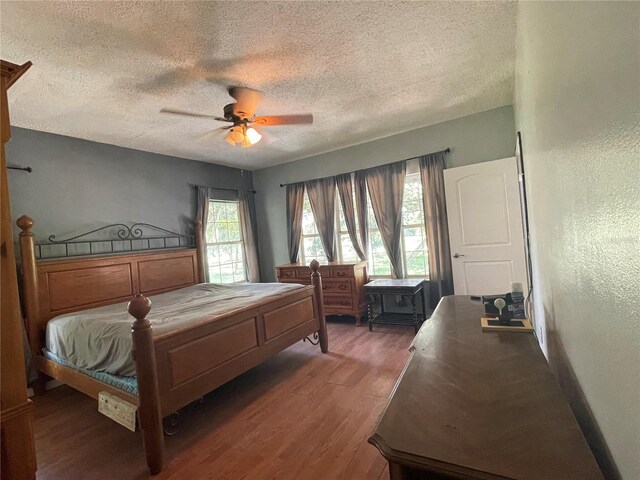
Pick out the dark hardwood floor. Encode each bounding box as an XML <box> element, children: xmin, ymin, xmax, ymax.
<box><xmin>31</xmin><ymin>319</ymin><xmax>414</xmax><ymax>480</ymax></box>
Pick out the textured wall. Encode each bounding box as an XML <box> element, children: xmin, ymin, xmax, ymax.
<box><xmin>253</xmin><ymin>106</ymin><xmax>516</xmax><ymax>281</ymax></box>
<box><xmin>514</xmin><ymin>3</ymin><xmax>640</xmax><ymax>479</ymax></box>
<box><xmin>6</xmin><ymin>127</ymin><xmax>252</xmax><ymax>242</ymax></box>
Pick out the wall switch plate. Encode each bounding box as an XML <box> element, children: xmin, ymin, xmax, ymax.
<box><xmin>98</xmin><ymin>391</ymin><xmax>137</xmax><ymax>432</ymax></box>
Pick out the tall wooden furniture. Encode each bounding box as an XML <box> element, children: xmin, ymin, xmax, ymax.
<box><xmin>0</xmin><ymin>59</ymin><xmax>37</xmax><ymax>480</ymax></box>
<box><xmin>369</xmin><ymin>296</ymin><xmax>603</xmax><ymax>479</ymax></box>
<box><xmin>275</xmin><ymin>261</ymin><xmax>368</xmax><ymax>325</ymax></box>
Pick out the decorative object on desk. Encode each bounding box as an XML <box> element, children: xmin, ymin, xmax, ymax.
<box><xmin>481</xmin><ymin>316</ymin><xmax>534</xmax><ymax>333</ymax></box>
<box><xmin>481</xmin><ymin>284</ymin><xmax>526</xmax><ymax>321</ymax></box>
<box><xmin>494</xmin><ymin>297</ymin><xmax>508</xmax><ymax>323</ymax></box>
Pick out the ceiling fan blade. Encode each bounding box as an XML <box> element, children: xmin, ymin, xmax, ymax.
<box><xmin>197</xmin><ymin>126</ymin><xmax>231</xmax><ymax>142</ymax></box>
<box><xmin>160</xmin><ymin>108</ymin><xmax>232</xmax><ymax>122</ymax></box>
<box><xmin>252</xmin><ymin>114</ymin><xmax>313</xmax><ymax>126</ymax></box>
<box><xmin>227</xmin><ymin>86</ymin><xmax>262</xmax><ymax>118</ymax></box>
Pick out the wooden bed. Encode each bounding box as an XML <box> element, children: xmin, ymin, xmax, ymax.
<box><xmin>16</xmin><ymin>215</ymin><xmax>328</xmax><ymax>475</ymax></box>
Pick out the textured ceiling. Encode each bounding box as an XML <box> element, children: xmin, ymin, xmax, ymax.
<box><xmin>1</xmin><ymin>1</ymin><xmax>517</xmax><ymax>170</ymax></box>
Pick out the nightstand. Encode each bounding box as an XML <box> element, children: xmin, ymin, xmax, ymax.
<box><xmin>364</xmin><ymin>279</ymin><xmax>427</xmax><ymax>333</ymax></box>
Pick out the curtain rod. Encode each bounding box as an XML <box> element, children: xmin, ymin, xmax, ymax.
<box><xmin>190</xmin><ymin>183</ymin><xmax>256</xmax><ymax>194</ymax></box>
<box><xmin>8</xmin><ymin>165</ymin><xmax>32</xmax><ymax>173</ymax></box>
<box><xmin>279</xmin><ymin>147</ymin><xmax>450</xmax><ymax>188</ymax></box>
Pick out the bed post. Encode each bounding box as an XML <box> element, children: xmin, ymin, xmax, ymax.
<box><xmin>16</xmin><ymin>215</ymin><xmax>40</xmax><ymax>356</ymax></box>
<box><xmin>128</xmin><ymin>294</ymin><xmax>163</xmax><ymax>475</ymax></box>
<box><xmin>310</xmin><ymin>259</ymin><xmax>328</xmax><ymax>353</ymax></box>
<box><xmin>194</xmin><ymin>219</ymin><xmax>205</xmax><ymax>283</ymax></box>
<box><xmin>17</xmin><ymin>215</ymin><xmax>47</xmax><ymax>393</ymax></box>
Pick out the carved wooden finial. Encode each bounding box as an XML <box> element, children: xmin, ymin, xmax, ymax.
<box><xmin>128</xmin><ymin>294</ymin><xmax>152</xmax><ymax>324</ymax></box>
<box><xmin>16</xmin><ymin>215</ymin><xmax>33</xmax><ymax>234</ymax></box>
<box><xmin>310</xmin><ymin>259</ymin><xmax>320</xmax><ymax>274</ymax></box>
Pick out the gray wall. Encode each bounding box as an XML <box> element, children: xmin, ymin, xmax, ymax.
<box><xmin>7</xmin><ymin>127</ymin><xmax>252</xmax><ymax>242</ymax></box>
<box><xmin>253</xmin><ymin>106</ymin><xmax>516</xmax><ymax>281</ymax></box>
<box><xmin>514</xmin><ymin>3</ymin><xmax>639</xmax><ymax>479</ymax></box>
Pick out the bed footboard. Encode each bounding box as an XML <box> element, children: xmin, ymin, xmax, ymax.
<box><xmin>129</xmin><ymin>260</ymin><xmax>327</xmax><ymax>475</ymax></box>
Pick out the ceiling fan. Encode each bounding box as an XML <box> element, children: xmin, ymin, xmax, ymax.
<box><xmin>160</xmin><ymin>86</ymin><xmax>313</xmax><ymax>147</ymax></box>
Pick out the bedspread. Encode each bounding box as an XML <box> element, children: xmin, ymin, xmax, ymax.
<box><xmin>46</xmin><ymin>282</ymin><xmax>305</xmax><ymax>376</ymax></box>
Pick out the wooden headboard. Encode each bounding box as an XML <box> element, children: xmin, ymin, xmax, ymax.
<box><xmin>16</xmin><ymin>215</ymin><xmax>205</xmax><ymax>355</ymax></box>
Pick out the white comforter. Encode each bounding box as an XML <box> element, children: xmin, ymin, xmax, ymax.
<box><xmin>46</xmin><ymin>282</ymin><xmax>305</xmax><ymax>376</ymax></box>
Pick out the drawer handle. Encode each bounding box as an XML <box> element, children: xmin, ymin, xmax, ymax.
<box><xmin>336</xmin><ymin>272</ymin><xmax>346</xmax><ymax>276</ymax></box>
<box><xmin>339</xmin><ymin>284</ymin><xmax>347</xmax><ymax>290</ymax></box>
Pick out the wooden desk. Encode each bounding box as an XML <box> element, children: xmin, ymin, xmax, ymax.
<box><xmin>369</xmin><ymin>296</ymin><xmax>603</xmax><ymax>480</ymax></box>
<box><xmin>365</xmin><ymin>279</ymin><xmax>427</xmax><ymax>333</ymax></box>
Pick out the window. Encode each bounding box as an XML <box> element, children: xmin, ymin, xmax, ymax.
<box><xmin>336</xmin><ymin>194</ymin><xmax>360</xmax><ymax>263</ymax></box>
<box><xmin>300</xmin><ymin>192</ymin><xmax>327</xmax><ymax>264</ymax></box>
<box><xmin>366</xmin><ymin>173</ymin><xmax>429</xmax><ymax>277</ymax></box>
<box><xmin>401</xmin><ymin>174</ymin><xmax>429</xmax><ymax>276</ymax></box>
<box><xmin>298</xmin><ymin>172</ymin><xmax>429</xmax><ymax>279</ymax></box>
<box><xmin>300</xmin><ymin>190</ymin><xmax>360</xmax><ymax>265</ymax></box>
<box><xmin>366</xmin><ymin>199</ymin><xmax>393</xmax><ymax>276</ymax></box>
<box><xmin>205</xmin><ymin>200</ymin><xmax>246</xmax><ymax>283</ymax></box>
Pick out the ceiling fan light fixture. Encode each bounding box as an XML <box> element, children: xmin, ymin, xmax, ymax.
<box><xmin>162</xmin><ymin>86</ymin><xmax>313</xmax><ymax>148</ymax></box>
<box><xmin>224</xmin><ymin>130</ymin><xmax>237</xmax><ymax>145</ymax></box>
<box><xmin>229</xmin><ymin>127</ymin><xmax>244</xmax><ymax>143</ymax></box>
<box><xmin>245</xmin><ymin>127</ymin><xmax>262</xmax><ymax>145</ymax></box>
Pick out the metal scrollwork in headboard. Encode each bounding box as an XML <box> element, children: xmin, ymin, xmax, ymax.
<box><xmin>37</xmin><ymin>222</ymin><xmax>195</xmax><ymax>259</ymax></box>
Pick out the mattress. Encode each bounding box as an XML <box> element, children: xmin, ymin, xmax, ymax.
<box><xmin>46</xmin><ymin>282</ymin><xmax>305</xmax><ymax>376</ymax></box>
<box><xmin>43</xmin><ymin>349</ymin><xmax>138</xmax><ymax>396</ymax></box>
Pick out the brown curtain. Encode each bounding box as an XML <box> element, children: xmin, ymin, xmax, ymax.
<box><xmin>304</xmin><ymin>177</ymin><xmax>337</xmax><ymax>262</ymax></box>
<box><xmin>354</xmin><ymin>170</ymin><xmax>369</xmax><ymax>259</ymax></box>
<box><xmin>286</xmin><ymin>183</ymin><xmax>305</xmax><ymax>263</ymax></box>
<box><xmin>196</xmin><ymin>186</ymin><xmax>210</xmax><ymax>281</ymax></box>
<box><xmin>335</xmin><ymin>173</ymin><xmax>365</xmax><ymax>261</ymax></box>
<box><xmin>365</xmin><ymin>162</ymin><xmax>406</xmax><ymax>279</ymax></box>
<box><xmin>419</xmin><ymin>152</ymin><xmax>454</xmax><ymax>307</ymax></box>
<box><xmin>238</xmin><ymin>190</ymin><xmax>260</xmax><ymax>282</ymax></box>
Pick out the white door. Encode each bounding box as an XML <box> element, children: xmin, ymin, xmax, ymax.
<box><xmin>444</xmin><ymin>157</ymin><xmax>528</xmax><ymax>295</ymax></box>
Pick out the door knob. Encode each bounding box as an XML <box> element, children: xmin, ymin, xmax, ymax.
<box><xmin>453</xmin><ymin>253</ymin><xmax>465</xmax><ymax>258</ymax></box>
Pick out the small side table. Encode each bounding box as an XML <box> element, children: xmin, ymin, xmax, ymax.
<box><xmin>364</xmin><ymin>279</ymin><xmax>428</xmax><ymax>333</ymax></box>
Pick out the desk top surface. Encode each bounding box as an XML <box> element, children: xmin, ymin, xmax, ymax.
<box><xmin>369</xmin><ymin>296</ymin><xmax>603</xmax><ymax>480</ymax></box>
<box><xmin>365</xmin><ymin>279</ymin><xmax>425</xmax><ymax>289</ymax></box>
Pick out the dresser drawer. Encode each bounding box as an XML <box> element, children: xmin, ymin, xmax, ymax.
<box><xmin>322</xmin><ymin>278</ymin><xmax>352</xmax><ymax>293</ymax></box>
<box><xmin>323</xmin><ymin>295</ymin><xmax>354</xmax><ymax>308</ymax></box>
<box><xmin>278</xmin><ymin>268</ymin><xmax>298</xmax><ymax>279</ymax></box>
<box><xmin>330</xmin><ymin>266</ymin><xmax>354</xmax><ymax>278</ymax></box>
<box><xmin>279</xmin><ymin>278</ymin><xmax>311</xmax><ymax>286</ymax></box>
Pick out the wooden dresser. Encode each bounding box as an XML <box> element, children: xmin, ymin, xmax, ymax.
<box><xmin>275</xmin><ymin>262</ymin><xmax>368</xmax><ymax>325</ymax></box>
<box><xmin>369</xmin><ymin>296</ymin><xmax>604</xmax><ymax>480</ymax></box>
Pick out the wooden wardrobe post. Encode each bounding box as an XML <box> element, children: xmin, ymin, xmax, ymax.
<box><xmin>16</xmin><ymin>215</ymin><xmax>40</xmax><ymax>355</ymax></box>
<box><xmin>194</xmin><ymin>219</ymin><xmax>205</xmax><ymax>283</ymax></box>
<box><xmin>0</xmin><ymin>59</ymin><xmax>36</xmax><ymax>480</ymax></box>
<box><xmin>128</xmin><ymin>294</ymin><xmax>163</xmax><ymax>475</ymax></box>
<box><xmin>310</xmin><ymin>259</ymin><xmax>328</xmax><ymax>353</ymax></box>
